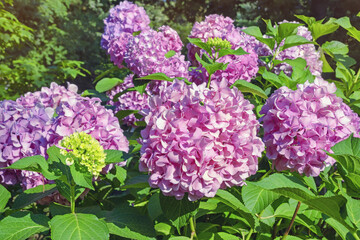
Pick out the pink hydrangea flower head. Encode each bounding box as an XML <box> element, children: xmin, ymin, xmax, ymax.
<box><xmin>0</xmin><ymin>100</ymin><xmax>54</xmax><ymax>189</ymax></box>
<box><xmin>107</xmin><ymin>74</ymin><xmax>149</xmax><ymax>126</ymax></box>
<box><xmin>253</xmin><ymin>21</ymin><xmax>323</xmax><ymax>77</ymax></box>
<box><xmin>187</xmin><ymin>14</ymin><xmax>259</xmax><ymax>85</ymax></box>
<box><xmin>101</xmin><ymin>0</ymin><xmax>150</xmax><ymax>50</ymax></box>
<box><xmin>139</xmin><ymin>79</ymin><xmax>265</xmax><ymax>201</ymax></box>
<box><xmin>260</xmin><ymin>78</ymin><xmax>360</xmax><ymax>176</ymax></box>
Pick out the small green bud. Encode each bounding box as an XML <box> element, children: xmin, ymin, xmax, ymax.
<box><xmin>60</xmin><ymin>132</ymin><xmax>106</xmax><ymax>176</ymax></box>
<box><xmin>206</xmin><ymin>37</ymin><xmax>232</xmax><ymax>50</ymax></box>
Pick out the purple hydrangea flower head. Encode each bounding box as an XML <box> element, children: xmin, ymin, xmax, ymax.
<box><xmin>107</xmin><ymin>74</ymin><xmax>149</xmax><ymax>126</ymax></box>
<box><xmin>125</xmin><ymin>27</ymin><xmax>189</xmax><ymax>80</ymax></box>
<box><xmin>260</xmin><ymin>78</ymin><xmax>360</xmax><ymax>176</ymax></box>
<box><xmin>2</xmin><ymin>83</ymin><xmax>129</xmax><ymax>190</ymax></box>
<box><xmin>17</xmin><ymin>82</ymin><xmax>79</xmax><ymax>109</ymax></box>
<box><xmin>252</xmin><ymin>21</ymin><xmax>323</xmax><ymax>77</ymax></box>
<box><xmin>187</xmin><ymin>14</ymin><xmax>259</xmax><ymax>85</ymax></box>
<box><xmin>0</xmin><ymin>100</ymin><xmax>54</xmax><ymax>189</ymax></box>
<box><xmin>139</xmin><ymin>79</ymin><xmax>265</xmax><ymax>201</ymax></box>
<box><xmin>101</xmin><ymin>1</ymin><xmax>151</xmax><ymax>67</ymax></box>
<box><xmin>101</xmin><ymin>0</ymin><xmax>150</xmax><ymax>50</ymax></box>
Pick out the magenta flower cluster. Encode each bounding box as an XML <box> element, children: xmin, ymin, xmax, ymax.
<box><xmin>187</xmin><ymin>14</ymin><xmax>259</xmax><ymax>85</ymax></box>
<box><xmin>139</xmin><ymin>79</ymin><xmax>265</xmax><ymax>201</ymax></box>
<box><xmin>0</xmin><ymin>83</ymin><xmax>129</xmax><ymax>190</ymax></box>
<box><xmin>260</xmin><ymin>78</ymin><xmax>360</xmax><ymax>176</ymax></box>
<box><xmin>101</xmin><ymin>1</ymin><xmax>150</xmax><ymax>67</ymax></box>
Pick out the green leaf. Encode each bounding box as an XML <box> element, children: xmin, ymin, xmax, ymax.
<box><xmin>51</xmin><ymin>213</ymin><xmax>109</xmax><ymax>240</ymax></box>
<box><xmin>310</xmin><ymin>20</ymin><xmax>339</xmax><ymax>41</ymax></box>
<box><xmin>277</xmin><ymin>22</ymin><xmax>302</xmax><ymax>43</ymax></box>
<box><xmin>346</xmin><ymin>197</ymin><xmax>360</xmax><ymax>229</ymax></box>
<box><xmin>160</xmin><ymin>194</ymin><xmax>200</xmax><ymax>232</ymax></box>
<box><xmin>322</xmin><ymin>41</ymin><xmax>349</xmax><ymax>57</ymax></box>
<box><xmin>198</xmin><ymin>232</ymin><xmax>239</xmax><ymax>240</ymax></box>
<box><xmin>252</xmin><ymin>173</ymin><xmax>354</xmax><ymax>232</ymax></box>
<box><xmin>319</xmin><ymin>49</ymin><xmax>334</xmax><ymax>73</ymax></box>
<box><xmin>47</xmin><ymin>146</ymin><xmax>71</xmax><ymax>182</ymax></box>
<box><xmin>214</xmin><ymin>189</ymin><xmax>255</xmax><ymax>228</ymax></box>
<box><xmin>104</xmin><ymin>149</ymin><xmax>124</xmax><ymax>164</ymax></box>
<box><xmin>295</xmin><ymin>15</ymin><xmax>316</xmax><ymax>26</ymax></box>
<box><xmin>331</xmin><ymin>134</ymin><xmax>360</xmax><ymax>156</ymax></box>
<box><xmin>323</xmin><ymin>214</ymin><xmax>357</xmax><ymax>240</ymax></box>
<box><xmin>165</xmin><ymin>50</ymin><xmax>176</xmax><ymax>58</ymax></box>
<box><xmin>55</xmin><ymin>180</ymin><xmax>85</xmax><ymax>202</ymax></box>
<box><xmin>115</xmin><ymin>110</ymin><xmax>139</xmax><ymax>121</ymax></box>
<box><xmin>5</xmin><ymin>155</ymin><xmax>58</xmax><ymax>180</ymax></box>
<box><xmin>155</xmin><ymin>222</ymin><xmax>173</xmax><ymax>236</ymax></box>
<box><xmin>0</xmin><ymin>184</ymin><xmax>10</xmax><ymax>212</ymax></box>
<box><xmin>262</xmin><ymin>70</ymin><xmax>283</xmax><ymax>88</ymax></box>
<box><xmin>0</xmin><ymin>212</ymin><xmax>49</xmax><ymax>240</ymax></box>
<box><xmin>242</xmin><ymin>26</ymin><xmax>276</xmax><ymax>50</ymax></box>
<box><xmin>132</xmin><ymin>78</ymin><xmax>150</xmax><ymax>95</ymax></box>
<box><xmin>217</xmin><ymin>47</ymin><xmax>249</xmax><ymax>58</ymax></box>
<box><xmin>148</xmin><ymin>192</ymin><xmax>162</xmax><ymax>221</ymax></box>
<box><xmin>13</xmin><ymin>184</ymin><xmax>57</xmax><ymax>209</ymax></box>
<box><xmin>231</xmin><ymin>80</ymin><xmax>268</xmax><ymax>99</ymax></box>
<box><xmin>137</xmin><ymin>72</ymin><xmax>173</xmax><ymax>81</ymax></box>
<box><xmin>280</xmin><ymin>35</ymin><xmax>313</xmax><ymax>51</ymax></box>
<box><xmin>195</xmin><ymin>53</ymin><xmax>228</xmax><ymax>76</ymax></box>
<box><xmin>95</xmin><ymin>78</ymin><xmax>123</xmax><ymax>93</ymax></box>
<box><xmin>69</xmin><ymin>164</ymin><xmax>94</xmax><ymax>190</ymax></box>
<box><xmin>242</xmin><ymin>182</ymin><xmax>280</xmax><ymax>213</ymax></box>
<box><xmin>336</xmin><ymin>17</ymin><xmax>360</xmax><ymax>42</ymax></box>
<box><xmin>104</xmin><ymin>206</ymin><xmax>155</xmax><ymax>240</ymax></box>
<box><xmin>187</xmin><ymin>37</ymin><xmax>212</xmax><ymax>55</ymax></box>
<box><xmin>121</xmin><ymin>174</ymin><xmax>149</xmax><ymax>189</ymax></box>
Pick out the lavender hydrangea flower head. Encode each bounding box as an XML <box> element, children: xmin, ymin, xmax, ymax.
<box><xmin>260</xmin><ymin>78</ymin><xmax>360</xmax><ymax>176</ymax></box>
<box><xmin>125</xmin><ymin>27</ymin><xmax>189</xmax><ymax>79</ymax></box>
<box><xmin>107</xmin><ymin>74</ymin><xmax>149</xmax><ymax>126</ymax></box>
<box><xmin>2</xmin><ymin>83</ymin><xmax>129</xmax><ymax>190</ymax></box>
<box><xmin>0</xmin><ymin>100</ymin><xmax>54</xmax><ymax>189</ymax></box>
<box><xmin>253</xmin><ymin>21</ymin><xmax>323</xmax><ymax>77</ymax></box>
<box><xmin>187</xmin><ymin>14</ymin><xmax>259</xmax><ymax>85</ymax></box>
<box><xmin>101</xmin><ymin>0</ymin><xmax>150</xmax><ymax>50</ymax></box>
<box><xmin>101</xmin><ymin>1</ymin><xmax>150</xmax><ymax>67</ymax></box>
<box><xmin>139</xmin><ymin>79</ymin><xmax>265</xmax><ymax>201</ymax></box>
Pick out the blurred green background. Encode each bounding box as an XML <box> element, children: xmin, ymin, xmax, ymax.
<box><xmin>1</xmin><ymin>0</ymin><xmax>359</xmax><ymax>100</ymax></box>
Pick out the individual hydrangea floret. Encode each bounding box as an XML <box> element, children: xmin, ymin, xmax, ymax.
<box><xmin>107</xmin><ymin>74</ymin><xmax>149</xmax><ymax>126</ymax></box>
<box><xmin>252</xmin><ymin>21</ymin><xmax>323</xmax><ymax>77</ymax></box>
<box><xmin>260</xmin><ymin>78</ymin><xmax>360</xmax><ymax>176</ymax></box>
<box><xmin>187</xmin><ymin>14</ymin><xmax>259</xmax><ymax>85</ymax></box>
<box><xmin>139</xmin><ymin>79</ymin><xmax>265</xmax><ymax>201</ymax></box>
<box><xmin>60</xmin><ymin>132</ymin><xmax>106</xmax><ymax>176</ymax></box>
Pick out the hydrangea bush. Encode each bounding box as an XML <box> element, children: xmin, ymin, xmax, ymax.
<box><xmin>1</xmin><ymin>2</ymin><xmax>360</xmax><ymax>240</ymax></box>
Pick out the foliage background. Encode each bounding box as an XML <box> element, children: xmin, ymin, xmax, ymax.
<box><xmin>1</xmin><ymin>0</ymin><xmax>360</xmax><ymax>99</ymax></box>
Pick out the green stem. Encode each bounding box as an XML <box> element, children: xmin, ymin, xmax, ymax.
<box><xmin>273</xmin><ymin>218</ymin><xmax>282</xmax><ymax>238</ymax></box>
<box><xmin>352</xmin><ymin>231</ymin><xmax>360</xmax><ymax>240</ymax></box>
<box><xmin>259</xmin><ymin>168</ymin><xmax>273</xmax><ymax>181</ymax></box>
<box><xmin>207</xmin><ymin>74</ymin><xmax>212</xmax><ymax>88</ymax></box>
<box><xmin>92</xmin><ymin>65</ymin><xmax>118</xmax><ymax>84</ymax></box>
<box><xmin>245</xmin><ymin>228</ymin><xmax>254</xmax><ymax>240</ymax></box>
<box><xmin>70</xmin><ymin>183</ymin><xmax>76</xmax><ymax>214</ymax></box>
<box><xmin>189</xmin><ymin>216</ymin><xmax>197</xmax><ymax>240</ymax></box>
<box><xmin>282</xmin><ymin>201</ymin><xmax>301</xmax><ymax>240</ymax></box>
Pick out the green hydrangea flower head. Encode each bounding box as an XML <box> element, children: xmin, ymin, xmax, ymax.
<box><xmin>60</xmin><ymin>132</ymin><xmax>106</xmax><ymax>176</ymax></box>
<box><xmin>207</xmin><ymin>37</ymin><xmax>232</xmax><ymax>51</ymax></box>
